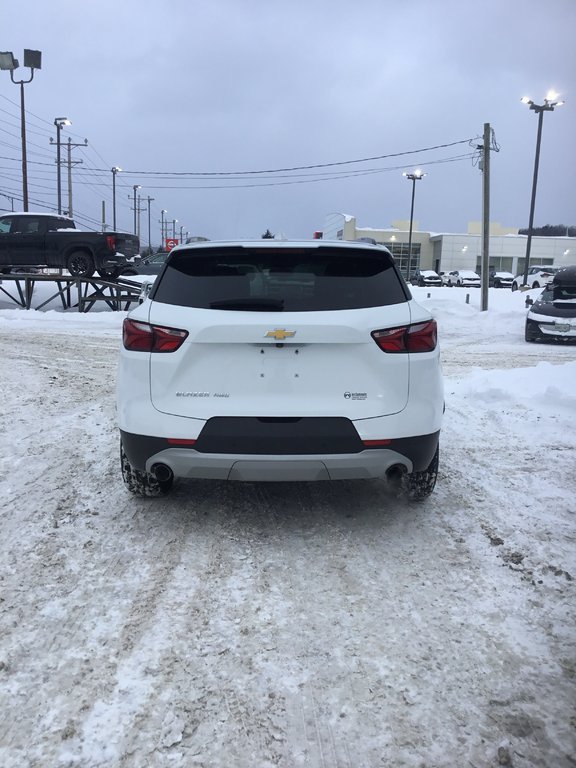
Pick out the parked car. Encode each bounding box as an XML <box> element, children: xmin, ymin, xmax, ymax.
<box><xmin>117</xmin><ymin>240</ymin><xmax>444</xmax><ymax>500</ymax></box>
<box><xmin>410</xmin><ymin>269</ymin><xmax>442</xmax><ymax>287</ymax></box>
<box><xmin>489</xmin><ymin>270</ymin><xmax>514</xmax><ymax>288</ymax></box>
<box><xmin>443</xmin><ymin>270</ymin><xmax>481</xmax><ymax>287</ymax></box>
<box><xmin>122</xmin><ymin>251</ymin><xmax>170</xmax><ymax>276</ymax></box>
<box><xmin>0</xmin><ymin>212</ymin><xmax>140</xmax><ymax>279</ymax></box>
<box><xmin>511</xmin><ymin>265</ymin><xmax>559</xmax><ymax>292</ymax></box>
<box><xmin>525</xmin><ymin>266</ymin><xmax>576</xmax><ymax>343</ymax></box>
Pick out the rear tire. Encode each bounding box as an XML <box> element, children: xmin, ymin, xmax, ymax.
<box><xmin>120</xmin><ymin>441</ymin><xmax>173</xmax><ymax>497</ymax></box>
<box><xmin>511</xmin><ymin>282</ymin><xmax>518</xmax><ymax>292</ymax></box>
<box><xmin>402</xmin><ymin>447</ymin><xmax>439</xmax><ymax>501</ymax></box>
<box><xmin>67</xmin><ymin>251</ymin><xmax>95</xmax><ymax>278</ymax></box>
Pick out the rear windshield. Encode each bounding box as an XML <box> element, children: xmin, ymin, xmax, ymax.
<box><xmin>151</xmin><ymin>246</ymin><xmax>408</xmax><ymax>311</ymax></box>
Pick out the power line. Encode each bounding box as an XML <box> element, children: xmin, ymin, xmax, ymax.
<box><xmin>81</xmin><ymin>138</ymin><xmax>480</xmax><ymax>177</ymax></box>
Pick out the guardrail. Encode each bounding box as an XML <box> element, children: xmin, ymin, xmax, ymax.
<box><xmin>0</xmin><ymin>273</ymin><xmax>142</xmax><ymax>312</ymax></box>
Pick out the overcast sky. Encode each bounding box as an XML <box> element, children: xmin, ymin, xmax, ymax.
<box><xmin>2</xmin><ymin>0</ymin><xmax>575</xmax><ymax>244</ymax></box>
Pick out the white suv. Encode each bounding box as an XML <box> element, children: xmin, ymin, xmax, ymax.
<box><xmin>511</xmin><ymin>266</ymin><xmax>559</xmax><ymax>291</ymax></box>
<box><xmin>117</xmin><ymin>240</ymin><xmax>444</xmax><ymax>500</ymax></box>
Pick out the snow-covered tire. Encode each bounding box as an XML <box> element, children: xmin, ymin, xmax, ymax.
<box><xmin>120</xmin><ymin>441</ymin><xmax>173</xmax><ymax>497</ymax></box>
<box><xmin>402</xmin><ymin>447</ymin><xmax>439</xmax><ymax>501</ymax></box>
<box><xmin>97</xmin><ymin>267</ymin><xmax>121</xmax><ymax>280</ymax></box>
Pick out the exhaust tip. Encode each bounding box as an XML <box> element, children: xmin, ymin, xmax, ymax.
<box><xmin>151</xmin><ymin>463</ymin><xmax>173</xmax><ymax>483</ymax></box>
<box><xmin>386</xmin><ymin>464</ymin><xmax>407</xmax><ymax>485</ymax></box>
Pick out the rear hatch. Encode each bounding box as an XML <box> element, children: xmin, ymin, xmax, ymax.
<box><xmin>146</xmin><ymin>244</ymin><xmax>415</xmax><ymax>419</ymax></box>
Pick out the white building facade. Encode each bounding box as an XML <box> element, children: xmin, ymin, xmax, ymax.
<box><xmin>322</xmin><ymin>213</ymin><xmax>575</xmax><ymax>279</ymax></box>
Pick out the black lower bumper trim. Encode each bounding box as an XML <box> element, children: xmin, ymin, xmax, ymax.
<box><xmin>120</xmin><ymin>426</ymin><xmax>440</xmax><ymax>473</ymax></box>
<box><xmin>195</xmin><ymin>417</ymin><xmax>364</xmax><ymax>455</ymax></box>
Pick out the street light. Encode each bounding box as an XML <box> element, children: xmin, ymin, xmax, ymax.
<box><xmin>521</xmin><ymin>91</ymin><xmax>564</xmax><ymax>285</ymax></box>
<box><xmin>402</xmin><ymin>169</ymin><xmax>426</xmax><ymax>274</ymax></box>
<box><xmin>0</xmin><ymin>49</ymin><xmax>42</xmax><ymax>211</ymax></box>
<box><xmin>172</xmin><ymin>219</ymin><xmax>178</xmax><ymax>239</ymax></box>
<box><xmin>111</xmin><ymin>167</ymin><xmax>122</xmax><ymax>230</ymax></box>
<box><xmin>51</xmin><ymin>118</ymin><xmax>71</xmax><ymax>214</ymax></box>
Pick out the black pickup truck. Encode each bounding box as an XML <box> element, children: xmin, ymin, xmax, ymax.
<box><xmin>0</xmin><ymin>212</ymin><xmax>140</xmax><ymax>279</ymax></box>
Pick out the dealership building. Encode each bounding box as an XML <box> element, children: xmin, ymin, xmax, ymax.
<box><xmin>321</xmin><ymin>213</ymin><xmax>575</xmax><ymax>279</ymax></box>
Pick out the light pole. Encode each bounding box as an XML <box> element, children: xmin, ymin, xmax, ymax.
<box><xmin>521</xmin><ymin>92</ymin><xmax>564</xmax><ymax>285</ymax></box>
<box><xmin>160</xmin><ymin>210</ymin><xmax>167</xmax><ymax>249</ymax></box>
<box><xmin>51</xmin><ymin>118</ymin><xmax>70</xmax><ymax>214</ymax></box>
<box><xmin>0</xmin><ymin>49</ymin><xmax>42</xmax><ymax>211</ymax></box>
<box><xmin>132</xmin><ymin>185</ymin><xmax>141</xmax><ymax>235</ymax></box>
<box><xmin>172</xmin><ymin>219</ymin><xmax>178</xmax><ymax>240</ymax></box>
<box><xmin>111</xmin><ymin>167</ymin><xmax>121</xmax><ymax>230</ymax></box>
<box><xmin>402</xmin><ymin>169</ymin><xmax>426</xmax><ymax>274</ymax></box>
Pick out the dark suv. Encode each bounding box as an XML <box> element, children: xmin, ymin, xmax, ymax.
<box><xmin>525</xmin><ymin>266</ymin><xmax>576</xmax><ymax>342</ymax></box>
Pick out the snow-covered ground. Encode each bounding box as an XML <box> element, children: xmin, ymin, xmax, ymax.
<box><xmin>0</xmin><ymin>282</ymin><xmax>574</xmax><ymax>768</ymax></box>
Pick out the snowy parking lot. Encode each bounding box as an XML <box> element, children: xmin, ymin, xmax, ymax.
<box><xmin>0</xmin><ymin>285</ymin><xmax>574</xmax><ymax>767</ymax></box>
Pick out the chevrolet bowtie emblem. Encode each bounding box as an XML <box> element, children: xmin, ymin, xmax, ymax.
<box><xmin>265</xmin><ymin>329</ymin><xmax>296</xmax><ymax>341</ymax></box>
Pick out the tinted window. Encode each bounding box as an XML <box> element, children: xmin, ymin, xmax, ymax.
<box><xmin>151</xmin><ymin>246</ymin><xmax>408</xmax><ymax>311</ymax></box>
<box><xmin>17</xmin><ymin>217</ymin><xmax>41</xmax><ymax>234</ymax></box>
<box><xmin>47</xmin><ymin>217</ymin><xmax>75</xmax><ymax>231</ymax></box>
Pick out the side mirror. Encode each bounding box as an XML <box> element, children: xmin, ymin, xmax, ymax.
<box><xmin>525</xmin><ymin>297</ymin><xmax>533</xmax><ymax>307</ymax></box>
<box><xmin>138</xmin><ymin>280</ymin><xmax>154</xmax><ymax>304</ymax></box>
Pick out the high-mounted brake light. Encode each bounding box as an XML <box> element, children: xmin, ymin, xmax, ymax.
<box><xmin>122</xmin><ymin>318</ymin><xmax>188</xmax><ymax>352</ymax></box>
<box><xmin>372</xmin><ymin>320</ymin><xmax>437</xmax><ymax>353</ymax></box>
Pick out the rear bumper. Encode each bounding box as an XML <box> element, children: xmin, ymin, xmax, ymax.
<box><xmin>102</xmin><ymin>253</ymin><xmax>130</xmax><ymax>267</ymax></box>
<box><xmin>120</xmin><ymin>428</ymin><xmax>440</xmax><ymax>481</ymax></box>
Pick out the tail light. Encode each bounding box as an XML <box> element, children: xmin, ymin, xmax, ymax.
<box><xmin>106</xmin><ymin>235</ymin><xmax>116</xmax><ymax>251</ymax></box>
<box><xmin>372</xmin><ymin>320</ymin><xmax>437</xmax><ymax>353</ymax></box>
<box><xmin>123</xmin><ymin>318</ymin><xmax>188</xmax><ymax>352</ymax></box>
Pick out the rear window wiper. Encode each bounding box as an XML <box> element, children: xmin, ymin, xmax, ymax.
<box><xmin>209</xmin><ymin>297</ymin><xmax>284</xmax><ymax>311</ymax></box>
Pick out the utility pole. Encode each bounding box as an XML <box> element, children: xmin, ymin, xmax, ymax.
<box><xmin>0</xmin><ymin>192</ymin><xmax>16</xmax><ymax>211</ymax></box>
<box><xmin>160</xmin><ymin>210</ymin><xmax>167</xmax><ymax>249</ymax></box>
<box><xmin>480</xmin><ymin>123</ymin><xmax>490</xmax><ymax>312</ymax></box>
<box><xmin>131</xmin><ymin>185</ymin><xmax>141</xmax><ymax>235</ymax></box>
<box><xmin>145</xmin><ymin>196</ymin><xmax>155</xmax><ymax>253</ymax></box>
<box><xmin>65</xmin><ymin>136</ymin><xmax>88</xmax><ymax>218</ymax></box>
<box><xmin>50</xmin><ymin>118</ymin><xmax>70</xmax><ymax>214</ymax></box>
